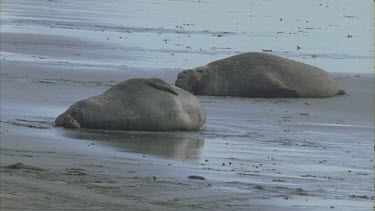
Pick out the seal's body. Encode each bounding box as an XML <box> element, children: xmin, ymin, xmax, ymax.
<box><xmin>175</xmin><ymin>52</ymin><xmax>345</xmax><ymax>98</ymax></box>
<box><xmin>55</xmin><ymin>78</ymin><xmax>206</xmax><ymax>131</ymax></box>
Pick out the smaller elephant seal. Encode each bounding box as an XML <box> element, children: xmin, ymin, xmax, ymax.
<box><xmin>175</xmin><ymin>52</ymin><xmax>345</xmax><ymax>98</ymax></box>
<box><xmin>55</xmin><ymin>78</ymin><xmax>206</xmax><ymax>131</ymax></box>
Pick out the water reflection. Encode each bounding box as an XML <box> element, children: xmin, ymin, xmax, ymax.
<box><xmin>62</xmin><ymin>129</ymin><xmax>205</xmax><ymax>161</ymax></box>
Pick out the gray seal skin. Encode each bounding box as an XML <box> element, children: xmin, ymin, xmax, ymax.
<box><xmin>175</xmin><ymin>52</ymin><xmax>345</xmax><ymax>98</ymax></box>
<box><xmin>55</xmin><ymin>78</ymin><xmax>206</xmax><ymax>131</ymax></box>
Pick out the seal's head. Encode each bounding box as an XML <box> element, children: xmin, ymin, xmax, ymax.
<box><xmin>55</xmin><ymin>107</ymin><xmax>82</xmax><ymax>128</ymax></box>
<box><xmin>175</xmin><ymin>66</ymin><xmax>209</xmax><ymax>94</ymax></box>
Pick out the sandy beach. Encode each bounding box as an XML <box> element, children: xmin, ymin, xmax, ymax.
<box><xmin>1</xmin><ymin>0</ymin><xmax>374</xmax><ymax>210</ymax></box>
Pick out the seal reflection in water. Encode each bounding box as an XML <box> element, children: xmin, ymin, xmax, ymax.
<box><xmin>55</xmin><ymin>78</ymin><xmax>206</xmax><ymax>131</ymax></box>
<box><xmin>62</xmin><ymin>130</ymin><xmax>205</xmax><ymax>160</ymax></box>
<box><xmin>175</xmin><ymin>52</ymin><xmax>345</xmax><ymax>98</ymax></box>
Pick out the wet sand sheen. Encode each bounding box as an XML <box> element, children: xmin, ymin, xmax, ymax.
<box><xmin>1</xmin><ymin>65</ymin><xmax>373</xmax><ymax>210</ymax></box>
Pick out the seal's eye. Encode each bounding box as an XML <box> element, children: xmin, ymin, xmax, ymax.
<box><xmin>197</xmin><ymin>69</ymin><xmax>204</xmax><ymax>73</ymax></box>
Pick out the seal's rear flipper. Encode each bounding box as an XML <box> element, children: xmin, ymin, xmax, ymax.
<box><xmin>146</xmin><ymin>79</ymin><xmax>179</xmax><ymax>96</ymax></box>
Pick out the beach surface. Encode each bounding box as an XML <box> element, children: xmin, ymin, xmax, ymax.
<box><xmin>1</xmin><ymin>0</ymin><xmax>374</xmax><ymax>210</ymax></box>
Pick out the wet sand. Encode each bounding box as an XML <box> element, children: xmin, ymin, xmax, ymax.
<box><xmin>1</xmin><ymin>0</ymin><xmax>374</xmax><ymax>210</ymax></box>
<box><xmin>1</xmin><ymin>64</ymin><xmax>374</xmax><ymax>210</ymax></box>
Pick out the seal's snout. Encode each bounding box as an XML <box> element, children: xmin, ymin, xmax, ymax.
<box><xmin>55</xmin><ymin>107</ymin><xmax>81</xmax><ymax>129</ymax></box>
<box><xmin>182</xmin><ymin>69</ymin><xmax>193</xmax><ymax>74</ymax></box>
<box><xmin>337</xmin><ymin>89</ymin><xmax>346</xmax><ymax>95</ymax></box>
<box><xmin>177</xmin><ymin>69</ymin><xmax>193</xmax><ymax>79</ymax></box>
<box><xmin>177</xmin><ymin>73</ymin><xmax>186</xmax><ymax>80</ymax></box>
<box><xmin>175</xmin><ymin>70</ymin><xmax>195</xmax><ymax>93</ymax></box>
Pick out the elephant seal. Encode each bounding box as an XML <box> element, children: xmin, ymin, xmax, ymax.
<box><xmin>55</xmin><ymin>78</ymin><xmax>206</xmax><ymax>131</ymax></box>
<box><xmin>175</xmin><ymin>52</ymin><xmax>345</xmax><ymax>98</ymax></box>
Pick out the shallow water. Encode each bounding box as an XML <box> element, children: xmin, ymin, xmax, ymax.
<box><xmin>1</xmin><ymin>0</ymin><xmax>373</xmax><ymax>73</ymax></box>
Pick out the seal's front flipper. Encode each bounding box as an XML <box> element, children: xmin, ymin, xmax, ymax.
<box><xmin>274</xmin><ymin>85</ymin><xmax>299</xmax><ymax>98</ymax></box>
<box><xmin>146</xmin><ymin>78</ymin><xmax>179</xmax><ymax>96</ymax></box>
<box><xmin>261</xmin><ymin>73</ymin><xmax>299</xmax><ymax>98</ymax></box>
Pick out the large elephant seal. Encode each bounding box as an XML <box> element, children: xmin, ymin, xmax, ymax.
<box><xmin>55</xmin><ymin>78</ymin><xmax>206</xmax><ymax>131</ymax></box>
<box><xmin>175</xmin><ymin>52</ymin><xmax>345</xmax><ymax>98</ymax></box>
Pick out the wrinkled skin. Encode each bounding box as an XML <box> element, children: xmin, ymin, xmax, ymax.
<box><xmin>175</xmin><ymin>52</ymin><xmax>345</xmax><ymax>98</ymax></box>
<box><xmin>55</xmin><ymin>78</ymin><xmax>206</xmax><ymax>131</ymax></box>
<box><xmin>175</xmin><ymin>67</ymin><xmax>212</xmax><ymax>94</ymax></box>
